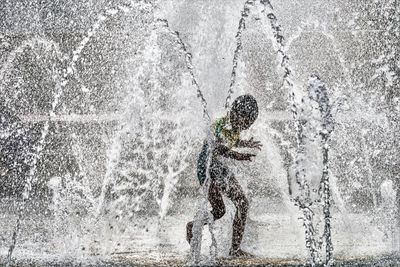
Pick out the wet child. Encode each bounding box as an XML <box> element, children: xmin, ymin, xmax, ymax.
<box><xmin>186</xmin><ymin>94</ymin><xmax>262</xmax><ymax>257</ymax></box>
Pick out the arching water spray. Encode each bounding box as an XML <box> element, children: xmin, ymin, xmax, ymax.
<box><xmin>92</xmin><ymin>4</ymin><xmax>157</xmax><ymax>219</ymax></box>
<box><xmin>259</xmin><ymin>0</ymin><xmax>317</xmax><ymax>262</ymax></box>
<box><xmin>156</xmin><ymin>18</ymin><xmax>217</xmax><ymax>264</ymax></box>
<box><xmin>308</xmin><ymin>75</ymin><xmax>334</xmax><ymax>266</ymax></box>
<box><xmin>5</xmin><ymin>2</ymin><xmax>152</xmax><ymax>265</ymax></box>
<box><xmin>225</xmin><ymin>0</ymin><xmax>256</xmax><ymax>110</ymax></box>
<box><xmin>156</xmin><ymin>19</ymin><xmax>211</xmax><ymax>122</ymax></box>
<box><xmin>284</xmin><ymin>25</ymin><xmax>350</xmax><ymax>221</ymax></box>
<box><xmin>0</xmin><ymin>38</ymin><xmax>64</xmax><ymax>99</ymax></box>
<box><xmin>260</xmin><ymin>1</ymin><xmax>334</xmax><ymax>265</ymax></box>
<box><xmin>5</xmin><ymin>43</ymin><xmax>64</xmax><ymax>267</ymax></box>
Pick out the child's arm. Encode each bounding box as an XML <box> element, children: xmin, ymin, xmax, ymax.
<box><xmin>236</xmin><ymin>137</ymin><xmax>262</xmax><ymax>150</ymax></box>
<box><xmin>215</xmin><ymin>144</ymin><xmax>255</xmax><ymax>161</ymax></box>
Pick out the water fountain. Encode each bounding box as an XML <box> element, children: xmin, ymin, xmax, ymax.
<box><xmin>0</xmin><ymin>0</ymin><xmax>399</xmax><ymax>266</ymax></box>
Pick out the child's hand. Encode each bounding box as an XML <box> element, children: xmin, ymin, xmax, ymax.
<box><xmin>246</xmin><ymin>137</ymin><xmax>262</xmax><ymax>150</ymax></box>
<box><xmin>236</xmin><ymin>152</ymin><xmax>256</xmax><ymax>161</ymax></box>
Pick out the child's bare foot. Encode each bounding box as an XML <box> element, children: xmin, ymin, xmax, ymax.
<box><xmin>228</xmin><ymin>248</ymin><xmax>254</xmax><ymax>258</ymax></box>
<box><xmin>186</xmin><ymin>222</ymin><xmax>193</xmax><ymax>243</ymax></box>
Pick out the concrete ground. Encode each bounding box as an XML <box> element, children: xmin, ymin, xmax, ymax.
<box><xmin>1</xmin><ymin>197</ymin><xmax>399</xmax><ymax>266</ymax></box>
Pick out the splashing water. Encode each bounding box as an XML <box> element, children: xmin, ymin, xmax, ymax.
<box><xmin>1</xmin><ymin>0</ymin><xmax>399</xmax><ymax>265</ymax></box>
<box><xmin>260</xmin><ymin>1</ymin><xmax>336</xmax><ymax>265</ymax></box>
<box><xmin>156</xmin><ymin>19</ymin><xmax>211</xmax><ymax>122</ymax></box>
<box><xmin>157</xmin><ymin>0</ymin><xmax>338</xmax><ymax>264</ymax></box>
<box><xmin>155</xmin><ymin>17</ymin><xmax>218</xmax><ymax>264</ymax></box>
<box><xmin>5</xmin><ymin>1</ymin><xmax>154</xmax><ymax>265</ymax></box>
<box><xmin>5</xmin><ymin>39</ymin><xmax>65</xmax><ymax>266</ymax></box>
<box><xmin>307</xmin><ymin>75</ymin><xmax>334</xmax><ymax>266</ymax></box>
<box><xmin>224</xmin><ymin>0</ymin><xmax>256</xmax><ymax>110</ymax></box>
<box><xmin>259</xmin><ymin>1</ymin><xmax>320</xmax><ymax>264</ymax></box>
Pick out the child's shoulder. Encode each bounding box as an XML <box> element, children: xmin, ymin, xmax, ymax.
<box><xmin>212</xmin><ymin>116</ymin><xmax>228</xmax><ymax>133</ymax></box>
<box><xmin>213</xmin><ymin>116</ymin><xmax>228</xmax><ymax>126</ymax></box>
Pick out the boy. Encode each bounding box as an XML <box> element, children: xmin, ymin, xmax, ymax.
<box><xmin>186</xmin><ymin>94</ymin><xmax>262</xmax><ymax>257</ymax></box>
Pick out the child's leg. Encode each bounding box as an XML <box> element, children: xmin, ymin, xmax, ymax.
<box><xmin>225</xmin><ymin>177</ymin><xmax>249</xmax><ymax>253</ymax></box>
<box><xmin>208</xmin><ymin>178</ymin><xmax>226</xmax><ymax>220</ymax></box>
<box><xmin>186</xmin><ymin>179</ymin><xmax>226</xmax><ymax>243</ymax></box>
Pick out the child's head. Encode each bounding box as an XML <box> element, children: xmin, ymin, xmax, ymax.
<box><xmin>230</xmin><ymin>94</ymin><xmax>258</xmax><ymax>131</ymax></box>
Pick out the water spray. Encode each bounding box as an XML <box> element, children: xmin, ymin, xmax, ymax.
<box><xmin>260</xmin><ymin>1</ymin><xmax>334</xmax><ymax>265</ymax></box>
<box><xmin>308</xmin><ymin>75</ymin><xmax>334</xmax><ymax>266</ymax></box>
<box><xmin>156</xmin><ymin>18</ymin><xmax>217</xmax><ymax>264</ymax></box>
<box><xmin>156</xmin><ymin>19</ymin><xmax>211</xmax><ymax>122</ymax></box>
<box><xmin>225</xmin><ymin>0</ymin><xmax>256</xmax><ymax>110</ymax></box>
<box><xmin>5</xmin><ymin>2</ymin><xmax>152</xmax><ymax>265</ymax></box>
